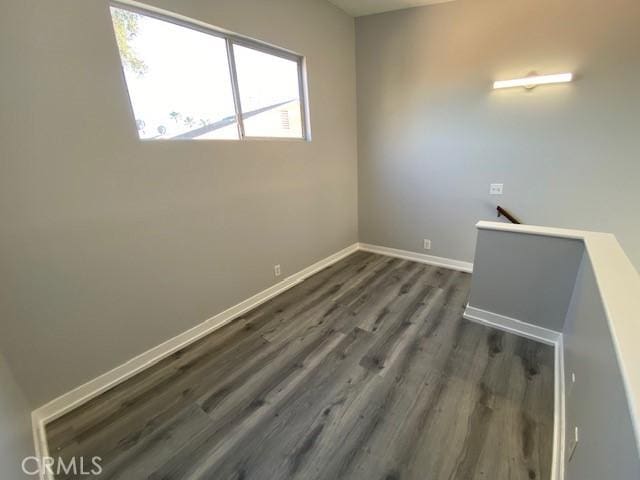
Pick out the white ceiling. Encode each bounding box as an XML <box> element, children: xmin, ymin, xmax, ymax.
<box><xmin>328</xmin><ymin>0</ymin><xmax>456</xmax><ymax>17</ymax></box>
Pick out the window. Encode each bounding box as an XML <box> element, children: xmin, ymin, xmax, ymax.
<box><xmin>109</xmin><ymin>3</ymin><xmax>309</xmax><ymax>141</ymax></box>
<box><xmin>233</xmin><ymin>45</ymin><xmax>304</xmax><ymax>138</ymax></box>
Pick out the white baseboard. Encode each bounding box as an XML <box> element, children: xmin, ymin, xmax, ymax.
<box><xmin>553</xmin><ymin>335</ymin><xmax>566</xmax><ymax>480</ymax></box>
<box><xmin>463</xmin><ymin>304</ymin><xmax>565</xmax><ymax>480</ymax></box>
<box><xmin>358</xmin><ymin>243</ymin><xmax>473</xmax><ymax>273</ymax></box>
<box><xmin>463</xmin><ymin>305</ymin><xmax>561</xmax><ymax>345</ymax></box>
<box><xmin>31</xmin><ymin>245</ymin><xmax>563</xmax><ymax>480</ymax></box>
<box><xmin>32</xmin><ymin>242</ymin><xmax>465</xmax><ymax>428</ymax></box>
<box><xmin>32</xmin><ymin>410</ymin><xmax>49</xmax><ymax>480</ymax></box>
<box><xmin>31</xmin><ymin>242</ymin><xmax>359</xmax><ymax>472</ymax></box>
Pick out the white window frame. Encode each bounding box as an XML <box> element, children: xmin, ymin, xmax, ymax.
<box><xmin>110</xmin><ymin>0</ymin><xmax>311</xmax><ymax>142</ymax></box>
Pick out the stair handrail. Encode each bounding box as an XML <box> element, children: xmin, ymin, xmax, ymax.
<box><xmin>497</xmin><ymin>206</ymin><xmax>521</xmax><ymax>224</ymax></box>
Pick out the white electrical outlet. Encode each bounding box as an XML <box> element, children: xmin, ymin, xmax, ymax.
<box><xmin>423</xmin><ymin>239</ymin><xmax>431</xmax><ymax>250</ymax></box>
<box><xmin>274</xmin><ymin>265</ymin><xmax>281</xmax><ymax>277</ymax></box>
<box><xmin>490</xmin><ymin>183</ymin><xmax>504</xmax><ymax>195</ymax></box>
<box><xmin>568</xmin><ymin>426</ymin><xmax>580</xmax><ymax>462</ymax></box>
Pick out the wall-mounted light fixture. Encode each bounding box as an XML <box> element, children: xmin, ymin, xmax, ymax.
<box><xmin>493</xmin><ymin>73</ymin><xmax>574</xmax><ymax>90</ymax></box>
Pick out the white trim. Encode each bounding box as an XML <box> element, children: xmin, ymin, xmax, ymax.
<box><xmin>31</xmin><ymin>242</ymin><xmax>465</xmax><ymax>428</ymax></box>
<box><xmin>31</xmin><ymin>410</ymin><xmax>50</xmax><ymax>480</ymax></box>
<box><xmin>463</xmin><ymin>304</ymin><xmax>565</xmax><ymax>480</ymax></box>
<box><xmin>476</xmin><ymin>220</ymin><xmax>594</xmax><ymax>241</ymax></box>
<box><xmin>31</xmin><ymin>243</ymin><xmax>359</xmax><ymax>473</ymax></box>
<box><xmin>553</xmin><ymin>334</ymin><xmax>566</xmax><ymax>480</ymax></box>
<box><xmin>463</xmin><ymin>305</ymin><xmax>560</xmax><ymax>345</ymax></box>
<box><xmin>358</xmin><ymin>243</ymin><xmax>473</xmax><ymax>273</ymax></box>
<box><xmin>110</xmin><ymin>0</ymin><xmax>302</xmax><ymax>59</ymax></box>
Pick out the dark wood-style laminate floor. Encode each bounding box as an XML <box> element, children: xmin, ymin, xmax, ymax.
<box><xmin>46</xmin><ymin>252</ymin><xmax>555</xmax><ymax>480</ymax></box>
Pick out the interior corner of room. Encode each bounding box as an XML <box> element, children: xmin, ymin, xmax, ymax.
<box><xmin>1</xmin><ymin>0</ymin><xmax>639</xmax><ymax>479</ymax></box>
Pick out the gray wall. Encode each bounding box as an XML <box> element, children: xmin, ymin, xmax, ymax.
<box><xmin>0</xmin><ymin>0</ymin><xmax>358</xmax><ymax>407</ymax></box>
<box><xmin>0</xmin><ymin>353</ymin><xmax>33</xmax><ymax>479</ymax></box>
<box><xmin>468</xmin><ymin>229</ymin><xmax>583</xmax><ymax>331</ymax></box>
<box><xmin>563</xmin><ymin>254</ymin><xmax>640</xmax><ymax>479</ymax></box>
<box><xmin>356</xmin><ymin>0</ymin><xmax>640</xmax><ymax>270</ymax></box>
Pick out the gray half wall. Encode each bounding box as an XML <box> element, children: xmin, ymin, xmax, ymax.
<box><xmin>563</xmin><ymin>254</ymin><xmax>640</xmax><ymax>479</ymax></box>
<box><xmin>0</xmin><ymin>0</ymin><xmax>357</xmax><ymax>407</ymax></box>
<box><xmin>356</xmin><ymin>0</ymin><xmax>640</xmax><ymax>270</ymax></box>
<box><xmin>468</xmin><ymin>229</ymin><xmax>584</xmax><ymax>331</ymax></box>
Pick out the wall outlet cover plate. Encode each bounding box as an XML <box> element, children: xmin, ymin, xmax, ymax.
<box><xmin>490</xmin><ymin>184</ymin><xmax>504</xmax><ymax>195</ymax></box>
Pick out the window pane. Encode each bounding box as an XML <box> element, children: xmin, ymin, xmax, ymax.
<box><xmin>233</xmin><ymin>45</ymin><xmax>304</xmax><ymax>139</ymax></box>
<box><xmin>110</xmin><ymin>7</ymin><xmax>238</xmax><ymax>140</ymax></box>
